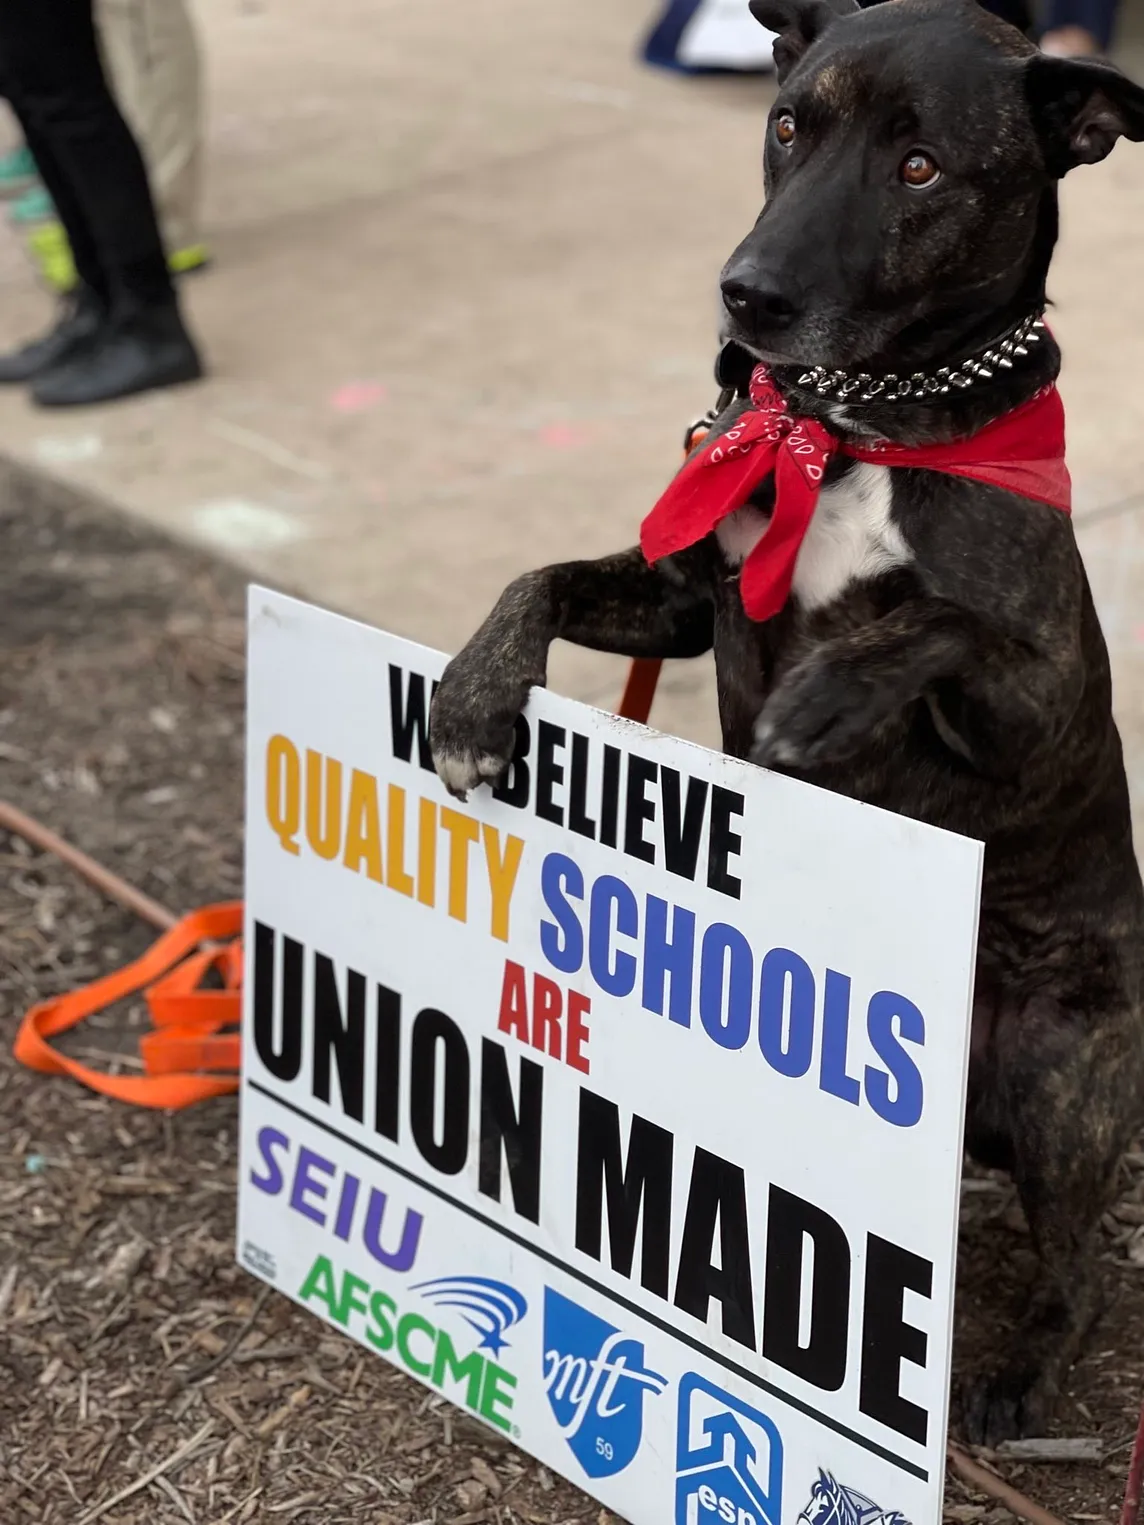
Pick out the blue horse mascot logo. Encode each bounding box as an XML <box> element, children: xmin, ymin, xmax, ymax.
<box><xmin>797</xmin><ymin>1470</ymin><xmax>912</xmax><ymax>1525</ymax></box>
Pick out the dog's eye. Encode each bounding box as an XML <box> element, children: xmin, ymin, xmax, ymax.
<box><xmin>774</xmin><ymin>112</ymin><xmax>796</xmax><ymax>147</ymax></box>
<box><xmin>900</xmin><ymin>151</ymin><xmax>941</xmax><ymax>188</ymax></box>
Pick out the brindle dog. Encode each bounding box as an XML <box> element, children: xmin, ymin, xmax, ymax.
<box><xmin>428</xmin><ymin>0</ymin><xmax>1144</xmax><ymax>1444</ymax></box>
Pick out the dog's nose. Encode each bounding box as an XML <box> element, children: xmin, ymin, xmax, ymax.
<box><xmin>721</xmin><ymin>276</ymin><xmax>801</xmax><ymax>332</ymax></box>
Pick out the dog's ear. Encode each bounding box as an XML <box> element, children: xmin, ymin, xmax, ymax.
<box><xmin>749</xmin><ymin>0</ymin><xmax>857</xmax><ymax>82</ymax></box>
<box><xmin>1026</xmin><ymin>55</ymin><xmax>1144</xmax><ymax>176</ymax></box>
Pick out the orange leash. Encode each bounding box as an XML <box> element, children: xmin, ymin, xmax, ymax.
<box><xmin>12</xmin><ymin>901</ymin><xmax>242</xmax><ymax>1108</ymax></box>
<box><xmin>614</xmin><ymin>415</ymin><xmax>712</xmax><ymax>726</ymax></box>
<box><xmin>617</xmin><ymin>658</ymin><xmax>663</xmax><ymax>724</ymax></box>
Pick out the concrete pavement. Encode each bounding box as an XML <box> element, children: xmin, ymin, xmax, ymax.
<box><xmin>0</xmin><ymin>0</ymin><xmax>1141</xmax><ymax>850</ymax></box>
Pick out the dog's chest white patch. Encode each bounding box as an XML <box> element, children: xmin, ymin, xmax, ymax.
<box><xmin>714</xmin><ymin>461</ymin><xmax>911</xmax><ymax>611</ymax></box>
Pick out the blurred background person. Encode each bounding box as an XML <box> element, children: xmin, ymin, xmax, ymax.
<box><xmin>644</xmin><ymin>0</ymin><xmax>1121</xmax><ymax>69</ymax></box>
<box><xmin>0</xmin><ymin>0</ymin><xmax>203</xmax><ymax>406</ymax></box>
<box><xmin>644</xmin><ymin>0</ymin><xmax>779</xmax><ymax>73</ymax></box>
<box><xmin>0</xmin><ymin>0</ymin><xmax>207</xmax><ymax>292</ymax></box>
<box><xmin>1041</xmin><ymin>0</ymin><xmax>1120</xmax><ymax>55</ymax></box>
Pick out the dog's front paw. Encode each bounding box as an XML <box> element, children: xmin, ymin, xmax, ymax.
<box><xmin>433</xmin><ymin>741</ymin><xmax>514</xmax><ymax>801</ymax></box>
<box><xmin>751</xmin><ymin>655</ymin><xmax>881</xmax><ymax>770</ymax></box>
<box><xmin>429</xmin><ymin>652</ymin><xmax>532</xmax><ymax>801</ymax></box>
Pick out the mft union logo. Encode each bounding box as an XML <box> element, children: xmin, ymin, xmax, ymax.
<box><xmin>542</xmin><ymin>1288</ymin><xmax>668</xmax><ymax>1478</ymax></box>
<box><xmin>675</xmin><ymin>1373</ymin><xmax>784</xmax><ymax>1525</ymax></box>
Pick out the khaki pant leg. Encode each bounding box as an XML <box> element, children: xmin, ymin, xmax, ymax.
<box><xmin>95</xmin><ymin>0</ymin><xmax>203</xmax><ymax>253</ymax></box>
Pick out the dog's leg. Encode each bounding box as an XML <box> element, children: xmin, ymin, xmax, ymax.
<box><xmin>961</xmin><ymin>991</ymin><xmax>1142</xmax><ymax>1444</ymax></box>
<box><xmin>430</xmin><ymin>545</ymin><xmax>714</xmax><ymax>798</ymax></box>
<box><xmin>751</xmin><ymin>597</ymin><xmax>1080</xmax><ymax>775</ymax></box>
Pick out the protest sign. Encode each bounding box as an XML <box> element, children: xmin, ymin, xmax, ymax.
<box><xmin>238</xmin><ymin>587</ymin><xmax>983</xmax><ymax>1525</ymax></box>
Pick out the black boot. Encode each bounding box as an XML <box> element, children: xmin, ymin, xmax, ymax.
<box><xmin>32</xmin><ymin>299</ymin><xmax>204</xmax><ymax>408</ymax></box>
<box><xmin>0</xmin><ymin>287</ymin><xmax>107</xmax><ymax>384</ymax></box>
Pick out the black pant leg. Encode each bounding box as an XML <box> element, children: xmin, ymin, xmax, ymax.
<box><xmin>0</xmin><ymin>0</ymin><xmax>174</xmax><ymax>308</ymax></box>
<box><xmin>7</xmin><ymin>101</ymin><xmax>109</xmax><ymax>299</ymax></box>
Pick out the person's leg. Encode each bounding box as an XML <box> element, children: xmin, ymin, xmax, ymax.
<box><xmin>96</xmin><ymin>0</ymin><xmax>206</xmax><ymax>265</ymax></box>
<box><xmin>26</xmin><ymin>0</ymin><xmax>208</xmax><ymax>293</ymax></box>
<box><xmin>0</xmin><ymin>0</ymin><xmax>203</xmax><ymax>402</ymax></box>
<box><xmin>0</xmin><ymin>0</ymin><xmax>172</xmax><ymax>306</ymax></box>
<box><xmin>8</xmin><ymin>104</ymin><xmax>107</xmax><ymax>300</ymax></box>
<box><xmin>0</xmin><ymin>85</ymin><xmax>110</xmax><ymax>382</ymax></box>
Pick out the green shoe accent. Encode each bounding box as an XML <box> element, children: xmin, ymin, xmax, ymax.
<box><xmin>29</xmin><ymin>221</ymin><xmax>211</xmax><ymax>293</ymax></box>
<box><xmin>168</xmin><ymin>242</ymin><xmax>210</xmax><ymax>276</ymax></box>
<box><xmin>10</xmin><ymin>183</ymin><xmax>55</xmax><ymax>226</ymax></box>
<box><xmin>27</xmin><ymin>220</ymin><xmax>67</xmax><ymax>256</ymax></box>
<box><xmin>0</xmin><ymin>145</ymin><xmax>38</xmax><ymax>198</ymax></box>
<box><xmin>27</xmin><ymin>222</ymin><xmax>76</xmax><ymax>292</ymax></box>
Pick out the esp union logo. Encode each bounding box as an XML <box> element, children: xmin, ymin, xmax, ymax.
<box><xmin>675</xmin><ymin>1373</ymin><xmax>783</xmax><ymax>1525</ymax></box>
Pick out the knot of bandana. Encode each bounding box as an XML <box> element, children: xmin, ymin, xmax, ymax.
<box><xmin>640</xmin><ymin>362</ymin><xmax>1071</xmax><ymax>622</ymax></box>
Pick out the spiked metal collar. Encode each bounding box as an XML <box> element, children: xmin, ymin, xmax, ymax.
<box><xmin>787</xmin><ymin>310</ymin><xmax>1048</xmax><ymax>406</ymax></box>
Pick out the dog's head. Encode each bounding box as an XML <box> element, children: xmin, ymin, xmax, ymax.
<box><xmin>720</xmin><ymin>0</ymin><xmax>1144</xmax><ymax>374</ymax></box>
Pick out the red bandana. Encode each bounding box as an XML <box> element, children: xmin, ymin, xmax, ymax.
<box><xmin>640</xmin><ymin>362</ymin><xmax>1072</xmax><ymax>622</ymax></box>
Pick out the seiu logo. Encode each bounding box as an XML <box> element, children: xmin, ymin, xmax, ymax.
<box><xmin>675</xmin><ymin>1373</ymin><xmax>784</xmax><ymax>1525</ymax></box>
<box><xmin>542</xmin><ymin>1288</ymin><xmax>667</xmax><ymax>1478</ymax></box>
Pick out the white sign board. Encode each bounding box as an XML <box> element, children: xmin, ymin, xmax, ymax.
<box><xmin>238</xmin><ymin>587</ymin><xmax>983</xmax><ymax>1525</ymax></box>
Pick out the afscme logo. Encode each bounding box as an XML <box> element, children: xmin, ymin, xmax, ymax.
<box><xmin>675</xmin><ymin>1373</ymin><xmax>784</xmax><ymax>1525</ymax></box>
<box><xmin>413</xmin><ymin>1275</ymin><xmax>527</xmax><ymax>1357</ymax></box>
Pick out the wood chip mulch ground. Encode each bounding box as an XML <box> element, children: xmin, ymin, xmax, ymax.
<box><xmin>1</xmin><ymin>465</ymin><xmax>1142</xmax><ymax>1525</ymax></box>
